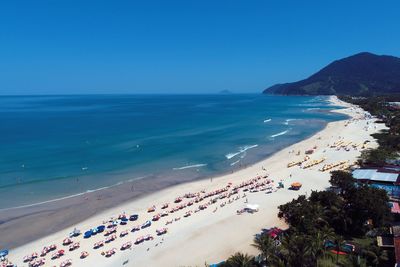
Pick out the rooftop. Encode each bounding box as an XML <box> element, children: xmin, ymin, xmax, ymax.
<box><xmin>352</xmin><ymin>168</ymin><xmax>400</xmax><ymax>183</ymax></box>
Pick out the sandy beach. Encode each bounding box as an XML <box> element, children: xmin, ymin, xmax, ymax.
<box><xmin>3</xmin><ymin>96</ymin><xmax>386</xmax><ymax>267</ymax></box>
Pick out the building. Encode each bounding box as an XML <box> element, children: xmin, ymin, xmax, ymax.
<box><xmin>352</xmin><ymin>167</ymin><xmax>400</xmax><ymax>198</ymax></box>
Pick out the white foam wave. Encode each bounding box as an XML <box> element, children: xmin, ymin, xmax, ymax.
<box><xmin>225</xmin><ymin>151</ymin><xmax>241</xmax><ymax>159</ymax></box>
<box><xmin>270</xmin><ymin>130</ymin><xmax>289</xmax><ymax>138</ymax></box>
<box><xmin>0</xmin><ymin>176</ymin><xmax>147</xmax><ymax>211</ymax></box>
<box><xmin>173</xmin><ymin>164</ymin><xmax>207</xmax><ymax>170</ymax></box>
<box><xmin>225</xmin><ymin>144</ymin><xmax>258</xmax><ymax>160</ymax></box>
<box><xmin>283</xmin><ymin>119</ymin><xmax>297</xmax><ymax>125</ymax></box>
<box><xmin>307</xmin><ymin>108</ymin><xmax>321</xmax><ymax>111</ymax></box>
<box><xmin>263</xmin><ymin>118</ymin><xmax>271</xmax><ymax>123</ymax></box>
<box><xmin>230</xmin><ymin>160</ymin><xmax>240</xmax><ymax>166</ymax></box>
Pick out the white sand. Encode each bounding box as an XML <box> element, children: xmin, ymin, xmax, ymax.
<box><xmin>7</xmin><ymin>96</ymin><xmax>386</xmax><ymax>267</ymax></box>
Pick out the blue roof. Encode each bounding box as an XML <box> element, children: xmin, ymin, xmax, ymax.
<box><xmin>353</xmin><ymin>169</ymin><xmax>399</xmax><ymax>183</ymax></box>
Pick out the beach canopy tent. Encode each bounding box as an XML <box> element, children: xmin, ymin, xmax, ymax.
<box><xmin>246</xmin><ymin>204</ymin><xmax>259</xmax><ymax>211</ymax></box>
<box><xmin>352</xmin><ymin>169</ymin><xmax>400</xmax><ymax>183</ymax></box>
<box><xmin>0</xmin><ymin>250</ymin><xmax>8</xmax><ymax>257</ymax></box>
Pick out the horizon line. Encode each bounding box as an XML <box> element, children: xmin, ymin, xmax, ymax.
<box><xmin>0</xmin><ymin>92</ymin><xmax>263</xmax><ymax>97</ymax></box>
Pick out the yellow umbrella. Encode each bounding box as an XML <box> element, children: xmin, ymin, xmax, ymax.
<box><xmin>291</xmin><ymin>182</ymin><xmax>302</xmax><ymax>187</ymax></box>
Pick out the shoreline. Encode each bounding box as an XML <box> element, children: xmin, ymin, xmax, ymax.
<box><xmin>4</xmin><ymin>96</ymin><xmax>385</xmax><ymax>267</ymax></box>
<box><xmin>0</xmin><ymin>97</ymin><xmax>340</xmax><ymax>249</ymax></box>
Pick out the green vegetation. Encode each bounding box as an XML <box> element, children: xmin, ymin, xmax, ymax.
<box><xmin>340</xmin><ymin>95</ymin><xmax>400</xmax><ymax>166</ymax></box>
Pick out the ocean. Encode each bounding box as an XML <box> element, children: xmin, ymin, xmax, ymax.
<box><xmin>0</xmin><ymin>94</ymin><xmax>346</xmax><ymax>209</ymax></box>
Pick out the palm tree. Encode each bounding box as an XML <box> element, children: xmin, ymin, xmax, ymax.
<box><xmin>252</xmin><ymin>234</ymin><xmax>281</xmax><ymax>265</ymax></box>
<box><xmin>280</xmin><ymin>233</ymin><xmax>312</xmax><ymax>267</ymax></box>
<box><xmin>313</xmin><ymin>226</ymin><xmax>336</xmax><ymax>261</ymax></box>
<box><xmin>349</xmin><ymin>254</ymin><xmax>366</xmax><ymax>267</ymax></box>
<box><xmin>222</xmin><ymin>252</ymin><xmax>257</xmax><ymax>267</ymax></box>
<box><xmin>333</xmin><ymin>235</ymin><xmax>345</xmax><ymax>265</ymax></box>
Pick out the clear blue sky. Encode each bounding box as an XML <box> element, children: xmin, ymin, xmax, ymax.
<box><xmin>1</xmin><ymin>0</ymin><xmax>399</xmax><ymax>95</ymax></box>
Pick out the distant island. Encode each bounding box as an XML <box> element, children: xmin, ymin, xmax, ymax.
<box><xmin>263</xmin><ymin>52</ymin><xmax>400</xmax><ymax>96</ymax></box>
<box><xmin>219</xmin><ymin>89</ymin><xmax>233</xmax><ymax>94</ymax></box>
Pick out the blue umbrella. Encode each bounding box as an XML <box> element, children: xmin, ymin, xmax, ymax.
<box><xmin>84</xmin><ymin>230</ymin><xmax>93</xmax><ymax>238</ymax></box>
<box><xmin>97</xmin><ymin>225</ymin><xmax>105</xmax><ymax>232</ymax></box>
<box><xmin>0</xmin><ymin>250</ymin><xmax>8</xmax><ymax>257</ymax></box>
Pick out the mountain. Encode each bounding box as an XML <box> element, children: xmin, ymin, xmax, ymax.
<box><xmin>263</xmin><ymin>52</ymin><xmax>400</xmax><ymax>96</ymax></box>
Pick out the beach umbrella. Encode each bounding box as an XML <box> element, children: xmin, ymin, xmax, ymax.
<box><xmin>0</xmin><ymin>250</ymin><xmax>8</xmax><ymax>257</ymax></box>
<box><xmin>291</xmin><ymin>182</ymin><xmax>302</xmax><ymax>187</ymax></box>
<box><xmin>84</xmin><ymin>230</ymin><xmax>93</xmax><ymax>238</ymax></box>
<box><xmin>97</xmin><ymin>225</ymin><xmax>105</xmax><ymax>232</ymax></box>
<box><xmin>71</xmin><ymin>228</ymin><xmax>80</xmax><ymax>237</ymax></box>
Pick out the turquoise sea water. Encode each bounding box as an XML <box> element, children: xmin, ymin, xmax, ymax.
<box><xmin>0</xmin><ymin>94</ymin><xmax>346</xmax><ymax>208</ymax></box>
